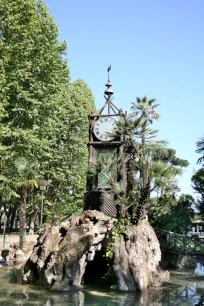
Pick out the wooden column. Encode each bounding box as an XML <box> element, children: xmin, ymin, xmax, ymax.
<box><xmin>119</xmin><ymin>109</ymin><xmax>126</xmax><ymax>194</ymax></box>
<box><xmin>86</xmin><ymin>113</ymin><xmax>94</xmax><ymax>191</ymax></box>
<box><xmin>89</xmin><ymin>113</ymin><xmax>94</xmax><ymax>160</ymax></box>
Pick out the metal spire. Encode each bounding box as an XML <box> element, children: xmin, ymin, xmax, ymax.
<box><xmin>104</xmin><ymin>65</ymin><xmax>114</xmax><ymax>98</ymax></box>
<box><xmin>107</xmin><ymin>65</ymin><xmax>111</xmax><ymax>82</ymax></box>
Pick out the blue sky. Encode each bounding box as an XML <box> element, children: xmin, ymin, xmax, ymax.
<box><xmin>44</xmin><ymin>0</ymin><xmax>204</xmax><ymax>196</ymax></box>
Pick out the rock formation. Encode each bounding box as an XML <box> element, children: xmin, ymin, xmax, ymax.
<box><xmin>23</xmin><ymin>210</ymin><xmax>169</xmax><ymax>291</ymax></box>
<box><xmin>112</xmin><ymin>220</ymin><xmax>169</xmax><ymax>291</ymax></box>
<box><xmin>5</xmin><ymin>241</ymin><xmax>36</xmax><ymax>267</ymax></box>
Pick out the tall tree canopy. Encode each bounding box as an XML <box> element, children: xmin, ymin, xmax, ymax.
<box><xmin>191</xmin><ymin>136</ymin><xmax>204</xmax><ymax>218</ymax></box>
<box><xmin>0</xmin><ymin>0</ymin><xmax>95</xmax><ymax>240</ymax></box>
<box><xmin>192</xmin><ymin>168</ymin><xmax>204</xmax><ymax>217</ymax></box>
<box><xmin>150</xmin><ymin>194</ymin><xmax>194</xmax><ymax>234</ymax></box>
<box><xmin>196</xmin><ymin>136</ymin><xmax>204</xmax><ymax>166</ymax></box>
<box><xmin>0</xmin><ymin>0</ymin><xmax>69</xmax><ymax>161</ymax></box>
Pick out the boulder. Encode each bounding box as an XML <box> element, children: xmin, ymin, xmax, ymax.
<box><xmin>112</xmin><ymin>220</ymin><xmax>169</xmax><ymax>291</ymax></box>
<box><xmin>23</xmin><ymin>211</ymin><xmax>169</xmax><ymax>291</ymax></box>
<box><xmin>6</xmin><ymin>241</ymin><xmax>36</xmax><ymax>267</ymax></box>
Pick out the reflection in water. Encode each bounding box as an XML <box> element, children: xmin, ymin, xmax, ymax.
<box><xmin>161</xmin><ymin>283</ymin><xmax>201</xmax><ymax>306</ymax></box>
<box><xmin>195</xmin><ymin>263</ymin><xmax>204</xmax><ymax>276</ymax></box>
<box><xmin>0</xmin><ymin>267</ymin><xmax>203</xmax><ymax>305</ymax></box>
<box><xmin>44</xmin><ymin>299</ymin><xmax>54</xmax><ymax>306</ymax></box>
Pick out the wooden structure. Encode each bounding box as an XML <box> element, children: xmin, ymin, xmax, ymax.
<box><xmin>84</xmin><ymin>66</ymin><xmax>126</xmax><ymax>217</ymax></box>
<box><xmin>188</xmin><ymin>219</ymin><xmax>204</xmax><ymax>237</ymax></box>
<box><xmin>155</xmin><ymin>228</ymin><xmax>204</xmax><ymax>255</ymax></box>
<box><xmin>84</xmin><ymin>189</ymin><xmax>118</xmax><ymax>217</ymax></box>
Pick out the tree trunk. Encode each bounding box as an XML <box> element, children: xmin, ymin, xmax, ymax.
<box><xmin>9</xmin><ymin>205</ymin><xmax>17</xmax><ymax>232</ymax></box>
<box><xmin>126</xmin><ymin>158</ymin><xmax>134</xmax><ymax>195</ymax></box>
<box><xmin>134</xmin><ymin>182</ymin><xmax>150</xmax><ymax>223</ymax></box>
<box><xmin>126</xmin><ymin>141</ymin><xmax>135</xmax><ymax>196</ymax></box>
<box><xmin>141</xmin><ymin>133</ymin><xmax>149</xmax><ymax>218</ymax></box>
<box><xmin>29</xmin><ymin>209</ymin><xmax>38</xmax><ymax>234</ymax></box>
<box><xmin>19</xmin><ymin>186</ymin><xmax>27</xmax><ymax>250</ymax></box>
<box><xmin>142</xmin><ymin>182</ymin><xmax>150</xmax><ymax>218</ymax></box>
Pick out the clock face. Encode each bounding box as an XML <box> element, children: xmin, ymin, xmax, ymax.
<box><xmin>93</xmin><ymin>117</ymin><xmax>115</xmax><ymax>141</ymax></box>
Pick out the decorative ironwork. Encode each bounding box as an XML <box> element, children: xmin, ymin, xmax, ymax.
<box><xmin>90</xmin><ymin>65</ymin><xmax>120</xmax><ymax>117</ymax></box>
<box><xmin>155</xmin><ymin>228</ymin><xmax>204</xmax><ymax>255</ymax></box>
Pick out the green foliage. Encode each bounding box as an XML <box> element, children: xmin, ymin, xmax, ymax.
<box><xmin>99</xmin><ymin>96</ymin><xmax>187</xmax><ymax>224</ymax></box>
<box><xmin>105</xmin><ymin>217</ymin><xmax>130</xmax><ymax>260</ymax></box>
<box><xmin>196</xmin><ymin>137</ymin><xmax>204</xmax><ymax>166</ymax></box>
<box><xmin>103</xmin><ymin>216</ymin><xmax>130</xmax><ymax>281</ymax></box>
<box><xmin>92</xmin><ymin>96</ymin><xmax>192</xmax><ymax>231</ymax></box>
<box><xmin>13</xmin><ymin>157</ymin><xmax>39</xmax><ymax>188</ymax></box>
<box><xmin>192</xmin><ymin>168</ymin><xmax>204</xmax><ymax>217</ymax></box>
<box><xmin>112</xmin><ymin>217</ymin><xmax>130</xmax><ymax>240</ymax></box>
<box><xmin>88</xmin><ymin>150</ymin><xmax>119</xmax><ymax>189</ymax></box>
<box><xmin>192</xmin><ymin>169</ymin><xmax>204</xmax><ymax>196</ymax></box>
<box><xmin>39</xmin><ymin>80</ymin><xmax>94</xmax><ymax>218</ymax></box>
<box><xmin>150</xmin><ymin>194</ymin><xmax>195</xmax><ymax>234</ymax></box>
<box><xmin>0</xmin><ymin>0</ymin><xmax>95</xmax><ymax>230</ymax></box>
<box><xmin>152</xmin><ymin>148</ymin><xmax>189</xmax><ymax>168</ymax></box>
<box><xmin>191</xmin><ymin>136</ymin><xmax>204</xmax><ymax>218</ymax></box>
<box><xmin>105</xmin><ymin>244</ymin><xmax>114</xmax><ymax>261</ymax></box>
<box><xmin>131</xmin><ymin>96</ymin><xmax>160</xmax><ymax>123</ymax></box>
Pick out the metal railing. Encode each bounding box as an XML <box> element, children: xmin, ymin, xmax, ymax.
<box><xmin>155</xmin><ymin>228</ymin><xmax>204</xmax><ymax>255</ymax></box>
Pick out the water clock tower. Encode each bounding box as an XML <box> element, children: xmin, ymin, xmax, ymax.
<box><xmin>84</xmin><ymin>66</ymin><xmax>126</xmax><ymax>216</ymax></box>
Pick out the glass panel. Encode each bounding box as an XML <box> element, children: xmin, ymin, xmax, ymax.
<box><xmin>96</xmin><ymin>148</ymin><xmax>118</xmax><ymax>189</ymax></box>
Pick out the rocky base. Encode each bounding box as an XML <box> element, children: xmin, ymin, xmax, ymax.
<box><xmin>5</xmin><ymin>241</ymin><xmax>36</xmax><ymax>268</ymax></box>
<box><xmin>112</xmin><ymin>220</ymin><xmax>169</xmax><ymax>291</ymax></box>
<box><xmin>23</xmin><ymin>210</ymin><xmax>169</xmax><ymax>291</ymax></box>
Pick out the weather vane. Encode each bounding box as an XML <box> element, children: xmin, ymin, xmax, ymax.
<box><xmin>107</xmin><ymin>65</ymin><xmax>111</xmax><ymax>82</ymax></box>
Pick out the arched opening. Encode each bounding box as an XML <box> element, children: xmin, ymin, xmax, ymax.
<box><xmin>83</xmin><ymin>249</ymin><xmax>113</xmax><ymax>287</ymax></box>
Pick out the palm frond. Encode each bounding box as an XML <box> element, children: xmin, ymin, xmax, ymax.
<box><xmin>14</xmin><ymin>157</ymin><xmax>28</xmax><ymax>173</ymax></box>
<box><xmin>196</xmin><ymin>137</ymin><xmax>204</xmax><ymax>165</ymax></box>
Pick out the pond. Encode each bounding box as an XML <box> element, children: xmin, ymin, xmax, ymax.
<box><xmin>0</xmin><ymin>265</ymin><xmax>203</xmax><ymax>306</ymax></box>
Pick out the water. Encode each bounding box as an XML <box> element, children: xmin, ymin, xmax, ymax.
<box><xmin>0</xmin><ymin>266</ymin><xmax>203</xmax><ymax>306</ymax></box>
<box><xmin>195</xmin><ymin>263</ymin><xmax>204</xmax><ymax>277</ymax></box>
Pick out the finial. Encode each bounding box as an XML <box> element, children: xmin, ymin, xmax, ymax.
<box><xmin>107</xmin><ymin>65</ymin><xmax>111</xmax><ymax>82</ymax></box>
<box><xmin>104</xmin><ymin>65</ymin><xmax>113</xmax><ymax>97</ymax></box>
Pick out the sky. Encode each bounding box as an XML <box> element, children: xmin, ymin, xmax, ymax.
<box><xmin>44</xmin><ymin>0</ymin><xmax>204</xmax><ymax>196</ymax></box>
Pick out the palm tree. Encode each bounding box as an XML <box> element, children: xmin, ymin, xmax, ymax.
<box><xmin>196</xmin><ymin>137</ymin><xmax>204</xmax><ymax>165</ymax></box>
<box><xmin>130</xmin><ymin>96</ymin><xmax>160</xmax><ymax>123</ymax></box>
<box><xmin>130</xmin><ymin>97</ymin><xmax>161</xmax><ymax>188</ymax></box>
<box><xmin>127</xmin><ymin>97</ymin><xmax>162</xmax><ymax>221</ymax></box>
<box><xmin>105</xmin><ymin>98</ymin><xmax>166</xmax><ymax>221</ymax></box>
<box><xmin>14</xmin><ymin>158</ymin><xmax>38</xmax><ymax>249</ymax></box>
<box><xmin>111</xmin><ymin>114</ymin><xmax>147</xmax><ymax>195</ymax></box>
<box><xmin>101</xmin><ymin>97</ymin><xmax>183</xmax><ymax>224</ymax></box>
<box><xmin>131</xmin><ymin>147</ymin><xmax>181</xmax><ymax>221</ymax></box>
<box><xmin>91</xmin><ymin>142</ymin><xmax>181</xmax><ymax>224</ymax></box>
